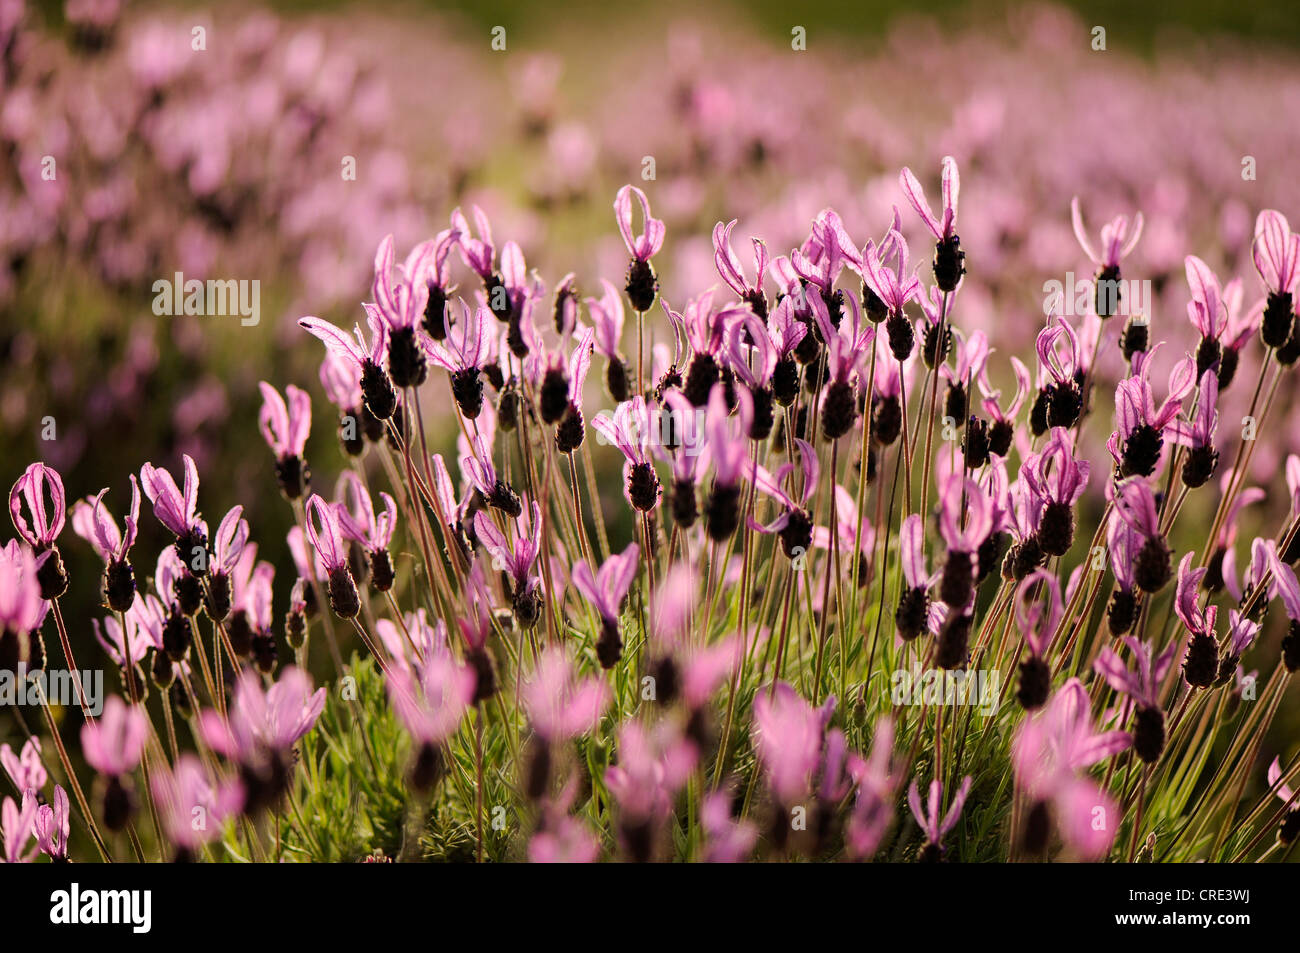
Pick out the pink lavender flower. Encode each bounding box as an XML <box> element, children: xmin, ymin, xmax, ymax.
<box><xmin>474</xmin><ymin>501</ymin><xmax>543</xmax><ymax>630</ymax></box>
<box><xmin>386</xmin><ymin>651</ymin><xmax>475</xmax><ymax>792</ymax></box>
<box><xmin>371</xmin><ymin>234</ymin><xmax>431</xmax><ymax>388</ymax></box>
<box><xmin>462</xmin><ymin>433</ymin><xmax>522</xmax><ymax>517</ymax></box>
<box><xmin>614</xmin><ymin>184</ymin><xmax>665</xmax><ymax>312</ymax></box>
<box><xmin>1095</xmin><ymin>635</ymin><xmax>1177</xmax><ymax>762</ymax></box>
<box><xmin>713</xmin><ymin>219</ymin><xmax>770</xmax><ymax>318</ymax></box>
<box><xmin>429</xmin><ymin>299</ymin><xmax>493</xmax><ymax>419</ymax></box>
<box><xmin>571</xmin><ymin>543</ymin><xmax>639</xmax><ymax>669</ymax></box>
<box><xmin>751</xmin><ymin>682</ymin><xmax>832</xmax><ymax>807</ymax></box>
<box><xmin>1173</xmin><ymin>552</ymin><xmax>1221</xmax><ymax>689</ymax></box>
<box><xmin>305</xmin><ymin>494</ymin><xmax>360</xmax><ymax>619</ymax></box>
<box><xmin>335</xmin><ymin>472</ymin><xmax>397</xmax><ymax>593</ymax></box>
<box><xmin>140</xmin><ymin>454</ymin><xmax>209</xmax><ymax>574</ymax></box>
<box><xmin>1070</xmin><ymin>196</ymin><xmax>1143</xmax><ymax>318</ymax></box>
<box><xmin>593</xmin><ymin>395</ymin><xmax>661</xmax><ymax>513</ymax></box>
<box><xmin>845</xmin><ymin>718</ymin><xmax>900</xmax><ymax>860</ymax></box>
<box><xmin>1111</xmin><ymin>478</ymin><xmax>1174</xmax><ymax>594</ymax></box>
<box><xmin>149</xmin><ymin>755</ymin><xmax>242</xmax><ymax>860</ymax></box>
<box><xmin>1021</xmin><ymin>427</ymin><xmax>1089</xmax><ymax>557</ymax></box>
<box><xmin>1014</xmin><ymin>569</ymin><xmax>1063</xmax><ymax>709</ymax></box>
<box><xmin>9</xmin><ymin>462</ymin><xmax>68</xmax><ymax>599</ymax></box>
<box><xmin>1167</xmin><ymin>369</ymin><xmax>1220</xmax><ymax>488</ymax></box>
<box><xmin>1109</xmin><ymin>349</ymin><xmax>1195</xmax><ymax>478</ymax></box>
<box><xmin>605</xmin><ymin>719</ymin><xmax>696</xmax><ymax>862</ymax></box>
<box><xmin>1253</xmin><ymin>210</ymin><xmax>1300</xmax><ymax>348</ymax></box>
<box><xmin>81</xmin><ymin>695</ymin><xmax>147</xmax><ymax>831</ymax></box>
<box><xmin>907</xmin><ymin>775</ymin><xmax>972</xmax><ymax>862</ymax></box>
<box><xmin>1</xmin><ymin>793</ymin><xmax>37</xmax><ymax>864</ymax></box>
<box><xmin>1266</xmin><ymin>757</ymin><xmax>1300</xmax><ymax>845</ymax></box>
<box><xmin>859</xmin><ymin>226</ymin><xmax>922</xmax><ymax>362</ymax></box>
<box><xmin>0</xmin><ymin>541</ymin><xmax>50</xmax><ymax>672</ymax></box>
<box><xmin>585</xmin><ymin>279</ymin><xmax>629</xmax><ymax>402</ymax></box>
<box><xmin>258</xmin><ymin>381</ymin><xmax>312</xmax><ymax>500</ymax></box>
<box><xmin>34</xmin><ymin>785</ymin><xmax>69</xmax><ymax>862</ymax></box>
<box><xmin>299</xmin><ymin>308</ymin><xmax>397</xmax><ymax>421</ymax></box>
<box><xmin>528</xmin><ymin>807</ymin><xmax>599</xmax><ymax>863</ymax></box>
<box><xmin>548</xmin><ymin>327</ymin><xmax>595</xmax><ymax>454</ymax></box>
<box><xmin>900</xmin><ymin>156</ymin><xmax>964</xmax><ymax>292</ymax></box>
<box><xmin>521</xmin><ymin>647</ymin><xmax>610</xmax><ymax>742</ymax></box>
<box><xmin>1030</xmin><ymin>313</ymin><xmax>1083</xmax><ymax>433</ymax></box>
<box><xmin>408</xmin><ymin>227</ymin><xmax>461</xmax><ymax>341</ymax></box>
<box><xmin>0</xmin><ymin>738</ymin><xmax>45</xmax><ymax>794</ymax></box>
<box><xmin>701</xmin><ymin>789</ymin><xmax>758</xmax><ymax>863</ymax></box>
<box><xmin>1013</xmin><ymin>678</ymin><xmax>1130</xmax><ymax>859</ymax></box>
<box><xmin>199</xmin><ymin>666</ymin><xmax>325</xmax><ymax>812</ymax></box>
<box><xmin>70</xmin><ymin>477</ymin><xmax>141</xmax><ymax>612</ymax></box>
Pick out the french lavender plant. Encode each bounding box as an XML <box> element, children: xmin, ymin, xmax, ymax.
<box><xmin>3</xmin><ymin>1</ymin><xmax>1300</xmax><ymax>871</ymax></box>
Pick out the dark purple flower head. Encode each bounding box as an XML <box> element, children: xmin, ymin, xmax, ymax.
<box><xmin>140</xmin><ymin>454</ymin><xmax>202</xmax><ymax>539</ymax></box>
<box><xmin>1070</xmin><ymin>196</ymin><xmax>1143</xmax><ymax>269</ymax></box>
<box><xmin>614</xmin><ymin>185</ymin><xmax>665</xmax><ymax>263</ymax></box>
<box><xmin>9</xmin><ymin>463</ymin><xmax>66</xmax><ymax>548</ymax></box>
<box><xmin>258</xmin><ymin>381</ymin><xmax>311</xmax><ymax>459</ymax></box>
<box><xmin>70</xmin><ymin>476</ymin><xmax>140</xmax><ymax>565</ymax></box>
